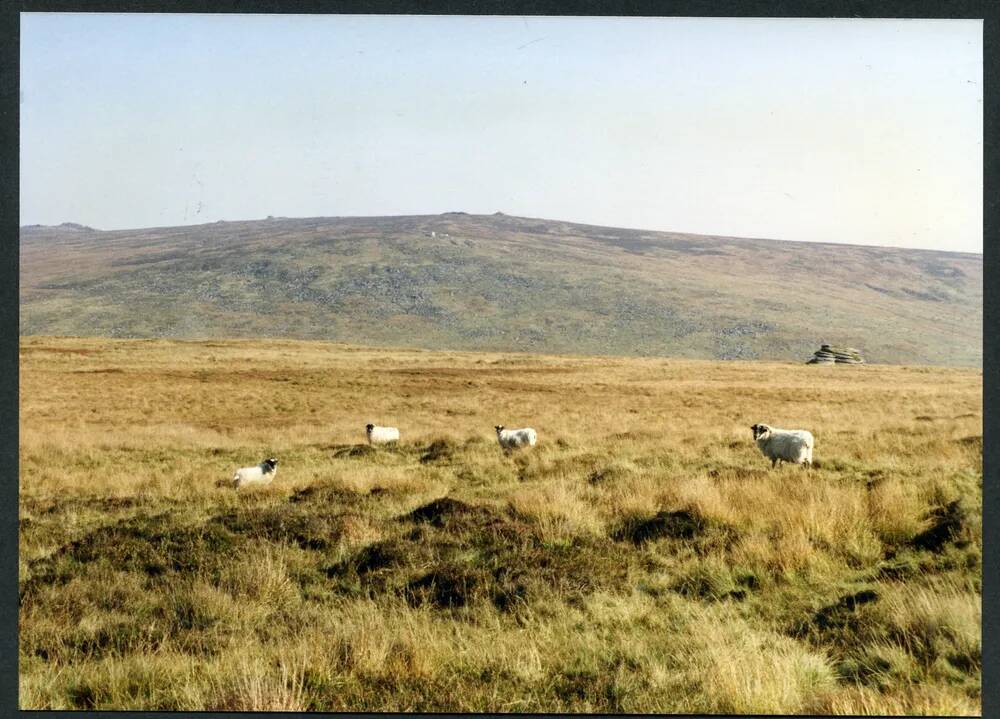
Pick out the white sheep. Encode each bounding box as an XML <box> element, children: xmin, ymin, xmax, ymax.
<box><xmin>232</xmin><ymin>457</ymin><xmax>278</xmax><ymax>489</ymax></box>
<box><xmin>495</xmin><ymin>424</ymin><xmax>537</xmax><ymax>450</ymax></box>
<box><xmin>366</xmin><ymin>423</ymin><xmax>400</xmax><ymax>445</ymax></box>
<box><xmin>751</xmin><ymin>424</ymin><xmax>814</xmax><ymax>468</ymax></box>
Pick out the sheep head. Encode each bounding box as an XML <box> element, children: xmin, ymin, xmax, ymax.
<box><xmin>751</xmin><ymin>424</ymin><xmax>772</xmax><ymax>441</ymax></box>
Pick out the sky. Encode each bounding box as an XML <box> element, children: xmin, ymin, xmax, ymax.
<box><xmin>20</xmin><ymin>14</ymin><xmax>983</xmax><ymax>253</ymax></box>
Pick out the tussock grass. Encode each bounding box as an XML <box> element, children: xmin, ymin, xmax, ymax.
<box><xmin>19</xmin><ymin>336</ymin><xmax>981</xmax><ymax>712</ymax></box>
<box><xmin>683</xmin><ymin>606</ymin><xmax>839</xmax><ymax>714</ymax></box>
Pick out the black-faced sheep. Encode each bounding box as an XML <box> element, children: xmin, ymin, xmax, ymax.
<box><xmin>366</xmin><ymin>423</ymin><xmax>400</xmax><ymax>445</ymax></box>
<box><xmin>232</xmin><ymin>457</ymin><xmax>278</xmax><ymax>488</ymax></box>
<box><xmin>751</xmin><ymin>424</ymin><xmax>814</xmax><ymax>468</ymax></box>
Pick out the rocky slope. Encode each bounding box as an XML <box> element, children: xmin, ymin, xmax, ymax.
<box><xmin>19</xmin><ymin>213</ymin><xmax>982</xmax><ymax>365</ymax></box>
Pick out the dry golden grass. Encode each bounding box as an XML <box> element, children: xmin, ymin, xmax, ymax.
<box><xmin>19</xmin><ymin>336</ymin><xmax>982</xmax><ymax>713</ymax></box>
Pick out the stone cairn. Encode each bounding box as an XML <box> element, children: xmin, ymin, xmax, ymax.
<box><xmin>806</xmin><ymin>344</ymin><xmax>865</xmax><ymax>365</ymax></box>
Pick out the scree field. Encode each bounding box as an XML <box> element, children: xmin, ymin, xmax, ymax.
<box><xmin>18</xmin><ymin>336</ymin><xmax>982</xmax><ymax>713</ymax></box>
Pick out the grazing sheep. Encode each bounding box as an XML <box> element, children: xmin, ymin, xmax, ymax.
<box><xmin>366</xmin><ymin>423</ymin><xmax>400</xmax><ymax>445</ymax></box>
<box><xmin>495</xmin><ymin>424</ymin><xmax>537</xmax><ymax>450</ymax></box>
<box><xmin>232</xmin><ymin>457</ymin><xmax>278</xmax><ymax>489</ymax></box>
<box><xmin>751</xmin><ymin>424</ymin><xmax>814</xmax><ymax>468</ymax></box>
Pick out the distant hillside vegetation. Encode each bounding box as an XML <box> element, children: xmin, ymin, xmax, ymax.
<box><xmin>19</xmin><ymin>213</ymin><xmax>982</xmax><ymax>365</ymax></box>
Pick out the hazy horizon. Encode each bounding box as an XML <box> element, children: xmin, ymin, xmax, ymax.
<box><xmin>20</xmin><ymin>14</ymin><xmax>983</xmax><ymax>253</ymax></box>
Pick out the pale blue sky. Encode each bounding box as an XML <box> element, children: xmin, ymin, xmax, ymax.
<box><xmin>20</xmin><ymin>14</ymin><xmax>982</xmax><ymax>252</ymax></box>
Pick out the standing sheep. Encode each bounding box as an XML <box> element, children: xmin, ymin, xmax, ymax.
<box><xmin>366</xmin><ymin>423</ymin><xmax>400</xmax><ymax>445</ymax></box>
<box><xmin>232</xmin><ymin>457</ymin><xmax>278</xmax><ymax>489</ymax></box>
<box><xmin>751</xmin><ymin>424</ymin><xmax>814</xmax><ymax>468</ymax></box>
<box><xmin>495</xmin><ymin>424</ymin><xmax>537</xmax><ymax>450</ymax></box>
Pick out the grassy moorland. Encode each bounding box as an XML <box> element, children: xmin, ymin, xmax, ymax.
<box><xmin>19</xmin><ymin>336</ymin><xmax>982</xmax><ymax>713</ymax></box>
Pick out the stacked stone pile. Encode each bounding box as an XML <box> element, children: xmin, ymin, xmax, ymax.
<box><xmin>806</xmin><ymin>344</ymin><xmax>864</xmax><ymax>365</ymax></box>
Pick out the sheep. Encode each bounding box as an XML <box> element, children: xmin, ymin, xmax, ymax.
<box><xmin>495</xmin><ymin>424</ymin><xmax>537</xmax><ymax>450</ymax></box>
<box><xmin>750</xmin><ymin>424</ymin><xmax>814</xmax><ymax>468</ymax></box>
<box><xmin>232</xmin><ymin>457</ymin><xmax>278</xmax><ymax>489</ymax></box>
<box><xmin>366</xmin><ymin>423</ymin><xmax>400</xmax><ymax>445</ymax></box>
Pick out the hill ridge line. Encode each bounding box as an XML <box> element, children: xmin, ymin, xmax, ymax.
<box><xmin>20</xmin><ymin>213</ymin><xmax>980</xmax><ymax>257</ymax></box>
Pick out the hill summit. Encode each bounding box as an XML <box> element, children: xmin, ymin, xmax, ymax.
<box><xmin>19</xmin><ymin>213</ymin><xmax>982</xmax><ymax>366</ymax></box>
